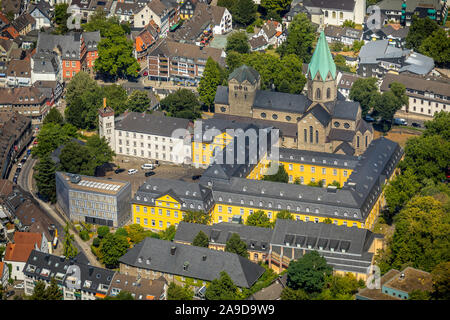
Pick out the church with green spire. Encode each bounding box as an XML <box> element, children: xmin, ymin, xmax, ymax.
<box><xmin>213</xmin><ymin>31</ymin><xmax>373</xmax><ymax>156</ymax></box>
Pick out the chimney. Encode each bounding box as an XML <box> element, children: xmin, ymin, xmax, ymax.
<box><xmin>202</xmin><ymin>255</ymin><xmax>207</xmax><ymax>261</ymax></box>
<box><xmin>170</xmin><ymin>246</ymin><xmax>176</xmax><ymax>255</ymax></box>
<box><xmin>103</xmin><ymin>97</ymin><xmax>107</xmax><ymax>109</ymax></box>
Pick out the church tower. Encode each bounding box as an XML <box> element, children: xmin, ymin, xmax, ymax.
<box><xmin>227</xmin><ymin>65</ymin><xmax>260</xmax><ymax>117</ymax></box>
<box><xmin>307</xmin><ymin>31</ymin><xmax>337</xmax><ymax>105</ymax></box>
<box><xmin>98</xmin><ymin>98</ymin><xmax>116</xmax><ymax>151</ymax></box>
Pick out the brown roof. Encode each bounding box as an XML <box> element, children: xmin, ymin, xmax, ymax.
<box><xmin>250</xmin><ymin>274</ymin><xmax>287</xmax><ymax>300</ymax></box>
<box><xmin>11</xmin><ymin>13</ymin><xmax>35</xmax><ymax>32</ymax></box>
<box><xmin>338</xmin><ymin>72</ymin><xmax>361</xmax><ymax>89</ymax></box>
<box><xmin>0</xmin><ymin>180</ymin><xmax>14</xmax><ymax>198</ymax></box>
<box><xmin>4</xmin><ymin>242</ymin><xmax>36</xmax><ymax>262</ymax></box>
<box><xmin>0</xmin><ymin>12</ymin><xmax>10</xmax><ymax>25</ymax></box>
<box><xmin>13</xmin><ymin>231</ymin><xmax>42</xmax><ymax>247</ymax></box>
<box><xmin>356</xmin><ymin>269</ymin><xmax>402</xmax><ymax>300</ymax></box>
<box><xmin>28</xmin><ymin>220</ymin><xmax>52</xmax><ymax>241</ymax></box>
<box><xmin>0</xmin><ymin>87</ymin><xmax>46</xmax><ymax>105</ymax></box>
<box><xmin>384</xmin><ymin>267</ymin><xmax>433</xmax><ymax>293</ymax></box>
<box><xmin>0</xmin><ymin>262</ymin><xmax>5</xmax><ymax>276</ymax></box>
<box><xmin>6</xmin><ymin>59</ymin><xmax>30</xmax><ymax>77</ymax></box>
<box><xmin>249</xmin><ymin>36</ymin><xmax>268</xmax><ymax>50</ymax></box>
<box><xmin>196</xmin><ymin>3</ymin><xmax>226</xmax><ymax>25</ymax></box>
<box><xmin>0</xmin><ymin>0</ymin><xmax>22</xmax><ymax>15</ymax></box>
<box><xmin>0</xmin><ymin>38</ymin><xmax>14</xmax><ymax>52</ymax></box>
<box><xmin>14</xmin><ymin>200</ymin><xmax>53</xmax><ymax>227</ymax></box>
<box><xmin>147</xmin><ymin>0</ymin><xmax>167</xmax><ymax>16</ymax></box>
<box><xmin>380</xmin><ymin>73</ymin><xmax>450</xmax><ymax>98</ymax></box>
<box><xmin>107</xmin><ymin>273</ymin><xmax>167</xmax><ymax>300</ymax></box>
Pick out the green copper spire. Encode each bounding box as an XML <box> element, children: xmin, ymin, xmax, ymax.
<box><xmin>307</xmin><ymin>31</ymin><xmax>337</xmax><ymax>82</ymax></box>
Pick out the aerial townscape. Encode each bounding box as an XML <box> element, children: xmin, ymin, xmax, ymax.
<box><xmin>0</xmin><ymin>0</ymin><xmax>449</xmax><ymax>305</ymax></box>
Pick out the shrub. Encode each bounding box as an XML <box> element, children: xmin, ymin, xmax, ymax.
<box><xmin>79</xmin><ymin>229</ymin><xmax>90</xmax><ymax>241</ymax></box>
<box><xmin>93</xmin><ymin>237</ymin><xmax>101</xmax><ymax>247</ymax></box>
<box><xmin>97</xmin><ymin>226</ymin><xmax>110</xmax><ymax>238</ymax></box>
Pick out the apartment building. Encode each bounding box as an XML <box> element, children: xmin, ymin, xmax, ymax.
<box><xmin>134</xmin><ymin>0</ymin><xmax>179</xmax><ymax>36</ymax></box>
<box><xmin>147</xmin><ymin>39</ymin><xmax>225</xmax><ymax>85</ymax></box>
<box><xmin>23</xmin><ymin>250</ymin><xmax>115</xmax><ymax>300</ymax></box>
<box><xmin>83</xmin><ymin>31</ymin><xmax>100</xmax><ymax>71</ymax></box>
<box><xmin>377</xmin><ymin>0</ymin><xmax>448</xmax><ymax>26</ymax></box>
<box><xmin>99</xmin><ymin>106</ymin><xmax>193</xmax><ymax>165</ymax></box>
<box><xmin>31</xmin><ymin>51</ymin><xmax>63</xmax><ymax>84</ymax></box>
<box><xmin>380</xmin><ymin>73</ymin><xmax>450</xmax><ymax>118</ymax></box>
<box><xmin>55</xmin><ymin>172</ymin><xmax>132</xmax><ymax>227</ymax></box>
<box><xmin>6</xmin><ymin>59</ymin><xmax>31</xmax><ymax>87</ymax></box>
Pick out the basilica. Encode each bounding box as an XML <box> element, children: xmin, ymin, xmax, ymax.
<box><xmin>213</xmin><ymin>31</ymin><xmax>373</xmax><ymax>156</ymax></box>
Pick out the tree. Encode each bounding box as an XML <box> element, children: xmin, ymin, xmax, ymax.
<box><xmin>43</xmin><ymin>108</ymin><xmax>64</xmax><ymax>126</ymax></box>
<box><xmin>59</xmin><ymin>141</ymin><xmax>96</xmax><ymax>176</ymax></box>
<box><xmin>167</xmin><ymin>283</ymin><xmax>194</xmax><ymax>300</ymax></box>
<box><xmin>99</xmin><ymin>233</ymin><xmax>129</xmax><ymax>268</ymax></box>
<box><xmin>97</xmin><ymin>226</ymin><xmax>110</xmax><ymax>239</ymax></box>
<box><xmin>373</xmin><ymin>91</ymin><xmax>403</xmax><ymax>127</ymax></box>
<box><xmin>276</xmin><ymin>210</ymin><xmax>293</xmax><ymax>220</ymax></box>
<box><xmin>261</xmin><ymin>0</ymin><xmax>291</xmax><ymax>17</ymax></box>
<box><xmin>286</xmin><ymin>251</ymin><xmax>332</xmax><ymax>294</ymax></box>
<box><xmin>349</xmin><ymin>77</ymin><xmax>379</xmax><ymax>117</ymax></box>
<box><xmin>342</xmin><ymin>20</ymin><xmax>356</xmax><ymax>28</ymax></box>
<box><xmin>324</xmin><ymin>273</ymin><xmax>362</xmax><ymax>300</ymax></box>
<box><xmin>198</xmin><ymin>57</ymin><xmax>224</xmax><ymax>110</ymax></box>
<box><xmin>34</xmin><ymin>154</ymin><xmax>57</xmax><ymax>203</ymax></box>
<box><xmin>45</xmin><ymin>278</ymin><xmax>63</xmax><ymax>300</ymax></box>
<box><xmin>276</xmin><ymin>13</ymin><xmax>317</xmax><ymax>63</ymax></box>
<box><xmin>53</xmin><ymin>3</ymin><xmax>70</xmax><ymax>34</ymax></box>
<box><xmin>192</xmin><ymin>231</ymin><xmax>210</xmax><ymax>248</ymax></box>
<box><xmin>160</xmin><ymin>89</ymin><xmax>202</xmax><ymax>120</ymax></box>
<box><xmin>126</xmin><ymin>90</ymin><xmax>151</xmax><ymax>113</ymax></box>
<box><xmin>262</xmin><ymin>163</ymin><xmax>289</xmax><ymax>183</ymax></box>
<box><xmin>79</xmin><ymin>229</ymin><xmax>90</xmax><ymax>241</ymax></box>
<box><xmin>419</xmin><ymin>28</ymin><xmax>450</xmax><ymax>68</ymax></box>
<box><xmin>352</xmin><ymin>40</ymin><xmax>365</xmax><ymax>52</ymax></box>
<box><xmin>29</xmin><ymin>281</ymin><xmax>48</xmax><ymax>300</ymax></box>
<box><xmin>226</xmin><ymin>31</ymin><xmax>250</xmax><ymax>54</ymax></box>
<box><xmin>280</xmin><ymin>287</ymin><xmax>309</xmax><ymax>300</ymax></box>
<box><xmin>387</xmin><ymin>196</ymin><xmax>450</xmax><ymax>272</ymax></box>
<box><xmin>423</xmin><ymin>111</ymin><xmax>450</xmax><ymax>140</ymax></box>
<box><xmin>225</xmin><ymin>51</ymin><xmax>244</xmax><ymax>72</ymax></box>
<box><xmin>62</xmin><ymin>222</ymin><xmax>78</xmax><ymax>259</ymax></box>
<box><xmin>384</xmin><ymin>169</ymin><xmax>421</xmax><ymax>218</ymax></box>
<box><xmin>409</xmin><ymin>290</ymin><xmax>431</xmax><ymax>300</ymax></box>
<box><xmin>159</xmin><ymin>225</ymin><xmax>177</xmax><ymax>241</ymax></box>
<box><xmin>94</xmin><ymin>24</ymin><xmax>140</xmax><ymax>79</ymax></box>
<box><xmin>217</xmin><ymin>0</ymin><xmax>237</xmax><ymax>16</ymax></box>
<box><xmin>246</xmin><ymin>210</ymin><xmax>272</xmax><ymax>228</ymax></box>
<box><xmin>82</xmin><ymin>10</ymin><xmax>128</xmax><ymax>36</ymax></box>
<box><xmin>32</xmin><ymin>123</ymin><xmax>78</xmax><ymax>159</ymax></box>
<box><xmin>225</xmin><ymin>233</ymin><xmax>249</xmax><ymax>258</ymax></box>
<box><xmin>86</xmin><ymin>134</ymin><xmax>115</xmax><ymax>168</ymax></box>
<box><xmin>115</xmin><ymin>227</ymin><xmax>128</xmax><ymax>237</ymax></box>
<box><xmin>182</xmin><ymin>210</ymin><xmax>211</xmax><ymax>225</ymax></box>
<box><xmin>334</xmin><ymin>54</ymin><xmax>351</xmax><ymax>72</ymax></box>
<box><xmin>405</xmin><ymin>16</ymin><xmax>439</xmax><ymax>51</ymax></box>
<box><xmin>125</xmin><ymin>224</ymin><xmax>158</xmax><ymax>244</ymax></box>
<box><xmin>102</xmin><ymin>84</ymin><xmax>128</xmax><ymax>114</ymax></box>
<box><xmin>93</xmin><ymin>237</ymin><xmax>101</xmax><ymax>247</ymax></box>
<box><xmin>233</xmin><ymin>0</ymin><xmax>256</xmax><ymax>26</ymax></box>
<box><xmin>431</xmin><ymin>261</ymin><xmax>450</xmax><ymax>300</ymax></box>
<box><xmin>205</xmin><ymin>271</ymin><xmax>238</xmax><ymax>300</ymax></box>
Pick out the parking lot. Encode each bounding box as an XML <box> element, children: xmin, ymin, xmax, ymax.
<box><xmin>104</xmin><ymin>155</ymin><xmax>205</xmax><ymax>194</ymax></box>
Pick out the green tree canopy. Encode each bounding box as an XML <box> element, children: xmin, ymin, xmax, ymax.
<box><xmin>43</xmin><ymin>108</ymin><xmax>64</xmax><ymax>126</ymax></box>
<box><xmin>160</xmin><ymin>89</ymin><xmax>201</xmax><ymax>120</ymax></box>
<box><xmin>53</xmin><ymin>3</ymin><xmax>70</xmax><ymax>34</ymax></box>
<box><xmin>82</xmin><ymin>10</ymin><xmax>128</xmax><ymax>36</ymax></box>
<box><xmin>62</xmin><ymin>222</ymin><xmax>78</xmax><ymax>259</ymax></box>
<box><xmin>182</xmin><ymin>210</ymin><xmax>211</xmax><ymax>225</ymax></box>
<box><xmin>225</xmin><ymin>233</ymin><xmax>249</xmax><ymax>258</ymax></box>
<box><xmin>280</xmin><ymin>287</ymin><xmax>309</xmax><ymax>300</ymax></box>
<box><xmin>205</xmin><ymin>271</ymin><xmax>239</xmax><ymax>300</ymax></box>
<box><xmin>431</xmin><ymin>261</ymin><xmax>450</xmax><ymax>300</ymax></box>
<box><xmin>226</xmin><ymin>31</ymin><xmax>250</xmax><ymax>54</ymax></box>
<box><xmin>342</xmin><ymin>20</ymin><xmax>356</xmax><ymax>28</ymax></box>
<box><xmin>423</xmin><ymin>111</ymin><xmax>450</xmax><ymax>140</ymax></box>
<box><xmin>102</xmin><ymin>84</ymin><xmax>128</xmax><ymax>114</ymax></box>
<box><xmin>276</xmin><ymin>13</ymin><xmax>317</xmax><ymax>63</ymax></box>
<box><xmin>349</xmin><ymin>77</ymin><xmax>379</xmax><ymax>117</ymax></box>
<box><xmin>405</xmin><ymin>16</ymin><xmax>439</xmax><ymax>52</ymax></box>
<box><xmin>334</xmin><ymin>54</ymin><xmax>351</xmax><ymax>72</ymax></box>
<box><xmin>59</xmin><ymin>141</ymin><xmax>96</xmax><ymax>175</ymax></box>
<box><xmin>159</xmin><ymin>225</ymin><xmax>177</xmax><ymax>241</ymax></box>
<box><xmin>419</xmin><ymin>28</ymin><xmax>450</xmax><ymax>68</ymax></box>
<box><xmin>261</xmin><ymin>0</ymin><xmax>291</xmax><ymax>18</ymax></box>
<box><xmin>192</xmin><ymin>230</ymin><xmax>210</xmax><ymax>248</ymax></box>
<box><xmin>286</xmin><ymin>251</ymin><xmax>332</xmax><ymax>293</ymax></box>
<box><xmin>167</xmin><ymin>283</ymin><xmax>194</xmax><ymax>300</ymax></box>
<box><xmin>97</xmin><ymin>226</ymin><xmax>110</xmax><ymax>238</ymax></box>
<box><xmin>34</xmin><ymin>154</ymin><xmax>57</xmax><ymax>203</ymax></box>
<box><xmin>127</xmin><ymin>90</ymin><xmax>151</xmax><ymax>113</ymax></box>
<box><xmin>246</xmin><ymin>210</ymin><xmax>272</xmax><ymax>228</ymax></box>
<box><xmin>29</xmin><ymin>280</ymin><xmax>63</xmax><ymax>300</ymax></box>
<box><xmin>276</xmin><ymin>210</ymin><xmax>294</xmax><ymax>220</ymax></box>
<box><xmin>233</xmin><ymin>0</ymin><xmax>257</xmax><ymax>26</ymax></box>
<box><xmin>262</xmin><ymin>163</ymin><xmax>289</xmax><ymax>183</ymax></box>
<box><xmin>32</xmin><ymin>122</ymin><xmax>78</xmax><ymax>159</ymax></box>
<box><xmin>198</xmin><ymin>57</ymin><xmax>225</xmax><ymax>110</ymax></box>
<box><xmin>384</xmin><ymin>168</ymin><xmax>421</xmax><ymax>218</ymax></box>
<box><xmin>99</xmin><ymin>233</ymin><xmax>129</xmax><ymax>268</ymax></box>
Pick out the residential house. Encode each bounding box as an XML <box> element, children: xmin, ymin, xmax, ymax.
<box><xmin>363</xmin><ymin>24</ymin><xmax>410</xmax><ymax>49</ymax></box>
<box><xmin>99</xmin><ymin>106</ymin><xmax>193</xmax><ymax>167</ymax></box>
<box><xmin>55</xmin><ymin>171</ymin><xmax>132</xmax><ymax>228</ymax></box>
<box><xmin>248</xmin><ymin>274</ymin><xmax>287</xmax><ymax>300</ymax></box>
<box><xmin>254</xmin><ymin>20</ymin><xmax>284</xmax><ymax>48</ymax></box>
<box><xmin>4</xmin><ymin>231</ymin><xmax>46</xmax><ymax>281</ymax></box>
<box><xmin>11</xmin><ymin>13</ymin><xmax>36</xmax><ymax>36</ymax></box>
<box><xmin>324</xmin><ymin>25</ymin><xmax>363</xmax><ymax>46</ymax></box>
<box><xmin>82</xmin><ymin>31</ymin><xmax>100</xmax><ymax>71</ymax></box>
<box><xmin>173</xmin><ymin>221</ymin><xmax>273</xmax><ymax>263</ymax></box>
<box><xmin>23</xmin><ymin>250</ymin><xmax>116</xmax><ymax>300</ymax></box>
<box><xmin>112</xmin><ymin>1</ymin><xmax>144</xmax><ymax>24</ymax></box>
<box><xmin>146</xmin><ymin>39</ymin><xmax>225</xmax><ymax>85</ymax></box>
<box><xmin>135</xmin><ymin>21</ymin><xmax>160</xmax><ymax>61</ymax></box>
<box><xmin>179</xmin><ymin>0</ymin><xmax>198</xmax><ymax>20</ymax></box>
<box><xmin>302</xmin><ymin>0</ymin><xmax>366</xmax><ymax>26</ymax></box>
<box><xmin>119</xmin><ymin>237</ymin><xmax>266</xmax><ymax>289</ymax></box>
<box><xmin>0</xmin><ymin>0</ymin><xmax>24</xmax><ymax>20</ymax></box>
<box><xmin>336</xmin><ymin>72</ymin><xmax>361</xmax><ymax>100</ymax></box>
<box><xmin>269</xmin><ymin>219</ymin><xmax>384</xmax><ymax>280</ymax></box>
<box><xmin>134</xmin><ymin>0</ymin><xmax>179</xmax><ymax>36</ymax></box>
<box><xmin>356</xmin><ymin>267</ymin><xmax>433</xmax><ymax>300</ymax></box>
<box><xmin>106</xmin><ymin>273</ymin><xmax>168</xmax><ymax>300</ymax></box>
<box><xmin>1</xmin><ymin>25</ymin><xmax>20</xmax><ymax>40</ymax></box>
<box><xmin>0</xmin><ymin>114</ymin><xmax>33</xmax><ymax>179</ymax></box>
<box><xmin>358</xmin><ymin>39</ymin><xmax>434</xmax><ymax>78</ymax></box>
<box><xmin>380</xmin><ymin>73</ymin><xmax>450</xmax><ymax>118</ymax></box>
<box><xmin>31</xmin><ymin>51</ymin><xmax>63</xmax><ymax>84</ymax></box>
<box><xmin>33</xmin><ymin>80</ymin><xmax>64</xmax><ymax>106</ymax></box>
<box><xmin>0</xmin><ymin>37</ymin><xmax>18</xmax><ymax>62</ymax></box>
<box><xmin>249</xmin><ymin>35</ymin><xmax>268</xmax><ymax>52</ymax></box>
<box><xmin>376</xmin><ymin>0</ymin><xmax>448</xmax><ymax>26</ymax></box>
<box><xmin>28</xmin><ymin>0</ymin><xmax>53</xmax><ymax>30</ymax></box>
<box><xmin>0</xmin><ymin>261</ymin><xmax>9</xmax><ymax>288</ymax></box>
<box><xmin>283</xmin><ymin>2</ymin><xmax>311</xmax><ymax>28</ymax></box>
<box><xmin>0</xmin><ymin>87</ymin><xmax>49</xmax><ymax>125</ymax></box>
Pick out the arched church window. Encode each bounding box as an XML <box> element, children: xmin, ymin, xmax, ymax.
<box><xmin>327</xmin><ymin>88</ymin><xmax>331</xmax><ymax>99</ymax></box>
<box><xmin>239</xmin><ymin>85</ymin><xmax>242</xmax><ymax>90</ymax></box>
<box><xmin>304</xmin><ymin>129</ymin><xmax>307</xmax><ymax>142</ymax></box>
<box><xmin>297</xmin><ymin>117</ymin><xmax>301</xmax><ymax>121</ymax></box>
<box><xmin>309</xmin><ymin>126</ymin><xmax>313</xmax><ymax>143</ymax></box>
<box><xmin>234</xmin><ymin>86</ymin><xmax>238</xmax><ymax>90</ymax></box>
<box><xmin>344</xmin><ymin>123</ymin><xmax>350</xmax><ymax>129</ymax></box>
<box><xmin>316</xmin><ymin>88</ymin><xmax>321</xmax><ymax>100</ymax></box>
<box><xmin>272</xmin><ymin>114</ymin><xmax>278</xmax><ymax>120</ymax></box>
<box><xmin>286</xmin><ymin>116</ymin><xmax>291</xmax><ymax>121</ymax></box>
<box><xmin>365</xmin><ymin>135</ymin><xmax>368</xmax><ymax>148</ymax></box>
<box><xmin>357</xmin><ymin>136</ymin><xmax>360</xmax><ymax>148</ymax></box>
<box><xmin>261</xmin><ymin>113</ymin><xmax>266</xmax><ymax>118</ymax></box>
<box><xmin>220</xmin><ymin>107</ymin><xmax>226</xmax><ymax>112</ymax></box>
<box><xmin>315</xmin><ymin>130</ymin><xmax>319</xmax><ymax>144</ymax></box>
<box><xmin>334</xmin><ymin>121</ymin><xmax>340</xmax><ymax>128</ymax></box>
<box><xmin>244</xmin><ymin>86</ymin><xmax>248</xmax><ymax>91</ymax></box>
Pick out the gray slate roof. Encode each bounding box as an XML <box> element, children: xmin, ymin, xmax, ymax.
<box><xmin>115</xmin><ymin>112</ymin><xmax>191</xmax><ymax>137</ymax></box>
<box><xmin>119</xmin><ymin>237</ymin><xmax>265</xmax><ymax>288</ymax></box>
<box><xmin>83</xmin><ymin>31</ymin><xmax>100</xmax><ymax>52</ymax></box>
<box><xmin>228</xmin><ymin>65</ymin><xmax>260</xmax><ymax>85</ymax></box>
<box><xmin>253</xmin><ymin>90</ymin><xmax>311</xmax><ymax>113</ymax></box>
<box><xmin>278</xmin><ymin>147</ymin><xmax>358</xmax><ymax>168</ymax></box>
<box><xmin>303</xmin><ymin>0</ymin><xmax>356</xmax><ymax>11</ymax></box>
<box><xmin>36</xmin><ymin>32</ymin><xmax>82</xmax><ymax>60</ymax></box>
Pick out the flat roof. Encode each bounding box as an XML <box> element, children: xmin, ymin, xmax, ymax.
<box><xmin>57</xmin><ymin>172</ymin><xmax>129</xmax><ymax>196</ymax></box>
<box><xmin>384</xmin><ymin>267</ymin><xmax>433</xmax><ymax>293</ymax></box>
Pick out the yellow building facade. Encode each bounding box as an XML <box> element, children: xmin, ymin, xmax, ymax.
<box><xmin>191</xmin><ymin>131</ymin><xmax>233</xmax><ymax>167</ymax></box>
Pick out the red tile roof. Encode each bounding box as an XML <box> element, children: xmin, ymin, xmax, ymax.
<box><xmin>13</xmin><ymin>231</ymin><xmax>42</xmax><ymax>247</ymax></box>
<box><xmin>4</xmin><ymin>242</ymin><xmax>36</xmax><ymax>262</ymax></box>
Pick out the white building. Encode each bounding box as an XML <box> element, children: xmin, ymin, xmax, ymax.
<box><xmin>303</xmin><ymin>0</ymin><xmax>366</xmax><ymax>26</ymax></box>
<box><xmin>99</xmin><ymin>106</ymin><xmax>193</xmax><ymax>165</ymax></box>
<box><xmin>31</xmin><ymin>52</ymin><xmax>62</xmax><ymax>84</ymax></box>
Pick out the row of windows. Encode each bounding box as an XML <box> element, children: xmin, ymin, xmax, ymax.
<box><xmin>135</xmin><ymin>206</ymin><xmax>180</xmax><ymax>218</ymax></box>
<box><xmin>69</xmin><ymin>191</ymin><xmax>115</xmax><ymax>204</ymax></box>
<box><xmin>118</xmin><ymin>147</ymin><xmax>179</xmax><ymax>161</ymax></box>
<box><xmin>286</xmin><ymin>164</ymin><xmax>348</xmax><ymax>176</ymax></box>
<box><xmin>136</xmin><ymin>217</ymin><xmax>174</xmax><ymax>228</ymax></box>
<box><xmin>118</xmin><ymin>131</ymin><xmax>173</xmax><ymax>142</ymax></box>
<box><xmin>413</xmin><ymin>98</ymin><xmax>448</xmax><ymax>109</ymax></box>
<box><xmin>304</xmin><ymin>126</ymin><xmax>319</xmax><ymax>144</ymax></box>
<box><xmin>118</xmin><ymin>140</ymin><xmax>173</xmax><ymax>151</ymax></box>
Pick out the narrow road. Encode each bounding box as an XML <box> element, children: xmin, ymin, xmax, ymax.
<box><xmin>20</xmin><ymin>157</ymin><xmax>102</xmax><ymax>268</ymax></box>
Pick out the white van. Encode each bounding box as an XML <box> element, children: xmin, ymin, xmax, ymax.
<box><xmin>141</xmin><ymin>163</ymin><xmax>155</xmax><ymax>170</ymax></box>
<box><xmin>128</xmin><ymin>169</ymin><xmax>138</xmax><ymax>175</ymax></box>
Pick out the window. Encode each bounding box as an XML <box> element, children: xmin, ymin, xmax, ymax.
<box><xmin>315</xmin><ymin>130</ymin><xmax>319</xmax><ymax>144</ymax></box>
<box><xmin>136</xmin><ymin>217</ymin><xmax>140</xmax><ymax>224</ymax></box>
<box><xmin>316</xmin><ymin>88</ymin><xmax>321</xmax><ymax>99</ymax></box>
<box><xmin>310</xmin><ymin>126</ymin><xmax>313</xmax><ymax>143</ymax></box>
<box><xmin>144</xmin><ymin>218</ymin><xmax>148</xmax><ymax>225</ymax></box>
<box><xmin>304</xmin><ymin>129</ymin><xmax>307</xmax><ymax>142</ymax></box>
<box><xmin>357</xmin><ymin>136</ymin><xmax>360</xmax><ymax>148</ymax></box>
<box><xmin>326</xmin><ymin>88</ymin><xmax>331</xmax><ymax>99</ymax></box>
<box><xmin>322</xmin><ymin>168</ymin><xmax>326</xmax><ymax>175</ymax></box>
<box><xmin>288</xmin><ymin>164</ymin><xmax>293</xmax><ymax>171</ymax></box>
<box><xmin>344</xmin><ymin>123</ymin><xmax>350</xmax><ymax>129</ymax></box>
<box><xmin>136</xmin><ymin>205</ymin><xmax>140</xmax><ymax>212</ymax></box>
<box><xmin>228</xmin><ymin>207</ymin><xmax>232</xmax><ymax>214</ymax></box>
<box><xmin>159</xmin><ymin>221</ymin><xmax>163</xmax><ymax>228</ymax></box>
<box><xmin>311</xmin><ymin>167</ymin><xmax>315</xmax><ymax>173</ymax></box>
<box><xmin>261</xmin><ymin>112</ymin><xmax>266</xmax><ymax>118</ymax></box>
<box><xmin>343</xmin><ymin>170</ymin><xmax>348</xmax><ymax>177</ymax></box>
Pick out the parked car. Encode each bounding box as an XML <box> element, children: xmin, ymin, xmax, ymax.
<box><xmin>114</xmin><ymin>168</ymin><xmax>125</xmax><ymax>174</ymax></box>
<box><xmin>192</xmin><ymin>175</ymin><xmax>201</xmax><ymax>180</ymax></box>
<box><xmin>143</xmin><ymin>71</ymin><xmax>148</xmax><ymax>76</ymax></box>
<box><xmin>145</xmin><ymin>171</ymin><xmax>155</xmax><ymax>177</ymax></box>
<box><xmin>14</xmin><ymin>283</ymin><xmax>24</xmax><ymax>289</ymax></box>
<box><xmin>21</xmin><ymin>155</ymin><xmax>28</xmax><ymax>163</ymax></box>
<box><xmin>141</xmin><ymin>163</ymin><xmax>155</xmax><ymax>170</ymax></box>
<box><xmin>364</xmin><ymin>115</ymin><xmax>375</xmax><ymax>122</ymax></box>
<box><xmin>13</xmin><ymin>177</ymin><xmax>17</xmax><ymax>183</ymax></box>
<box><xmin>15</xmin><ymin>168</ymin><xmax>21</xmax><ymax>173</ymax></box>
<box><xmin>411</xmin><ymin>122</ymin><xmax>421</xmax><ymax>128</ymax></box>
<box><xmin>17</xmin><ymin>163</ymin><xmax>22</xmax><ymax>169</ymax></box>
<box><xmin>394</xmin><ymin>118</ymin><xmax>407</xmax><ymax>125</ymax></box>
<box><xmin>128</xmin><ymin>169</ymin><xmax>138</xmax><ymax>175</ymax></box>
<box><xmin>5</xmin><ymin>290</ymin><xmax>15</xmax><ymax>298</ymax></box>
